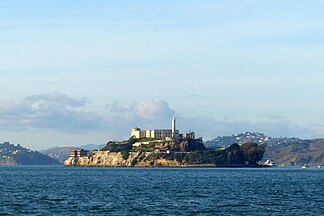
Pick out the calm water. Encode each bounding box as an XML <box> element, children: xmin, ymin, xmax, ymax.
<box><xmin>0</xmin><ymin>166</ymin><xmax>323</xmax><ymax>215</ymax></box>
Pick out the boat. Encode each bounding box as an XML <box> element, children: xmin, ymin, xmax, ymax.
<box><xmin>302</xmin><ymin>164</ymin><xmax>309</xmax><ymax>169</ymax></box>
<box><xmin>318</xmin><ymin>166</ymin><xmax>321</xmax><ymax>168</ymax></box>
<box><xmin>264</xmin><ymin>160</ymin><xmax>277</xmax><ymax>167</ymax></box>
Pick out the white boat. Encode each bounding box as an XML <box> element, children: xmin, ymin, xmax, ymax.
<box><xmin>318</xmin><ymin>166</ymin><xmax>321</xmax><ymax>168</ymax></box>
<box><xmin>302</xmin><ymin>164</ymin><xmax>309</xmax><ymax>169</ymax></box>
<box><xmin>264</xmin><ymin>160</ymin><xmax>277</xmax><ymax>167</ymax></box>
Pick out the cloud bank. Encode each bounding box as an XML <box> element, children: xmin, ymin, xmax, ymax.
<box><xmin>0</xmin><ymin>92</ymin><xmax>323</xmax><ymax>140</ymax></box>
<box><xmin>0</xmin><ymin>92</ymin><xmax>104</xmax><ymax>132</ymax></box>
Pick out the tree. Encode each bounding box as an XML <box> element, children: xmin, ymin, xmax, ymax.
<box><xmin>226</xmin><ymin>143</ymin><xmax>245</xmax><ymax>164</ymax></box>
<box><xmin>240</xmin><ymin>142</ymin><xmax>265</xmax><ymax>164</ymax></box>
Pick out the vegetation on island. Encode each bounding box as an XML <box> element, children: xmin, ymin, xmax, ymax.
<box><xmin>143</xmin><ymin>142</ymin><xmax>264</xmax><ymax>166</ymax></box>
<box><xmin>101</xmin><ymin>137</ymin><xmax>206</xmax><ymax>153</ymax></box>
<box><xmin>101</xmin><ymin>138</ymin><xmax>136</xmax><ymax>152</ymax></box>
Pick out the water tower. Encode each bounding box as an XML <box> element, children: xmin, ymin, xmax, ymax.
<box><xmin>172</xmin><ymin>118</ymin><xmax>176</xmax><ymax>138</ymax></box>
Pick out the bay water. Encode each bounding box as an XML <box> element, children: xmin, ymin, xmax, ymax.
<box><xmin>0</xmin><ymin>166</ymin><xmax>323</xmax><ymax>215</ymax></box>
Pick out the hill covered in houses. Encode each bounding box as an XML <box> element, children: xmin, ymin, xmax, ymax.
<box><xmin>0</xmin><ymin>142</ymin><xmax>60</xmax><ymax>165</ymax></box>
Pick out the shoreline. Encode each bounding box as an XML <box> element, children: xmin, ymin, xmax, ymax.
<box><xmin>65</xmin><ymin>164</ymin><xmax>270</xmax><ymax>168</ymax></box>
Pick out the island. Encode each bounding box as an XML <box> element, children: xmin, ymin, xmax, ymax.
<box><xmin>64</xmin><ymin>118</ymin><xmax>266</xmax><ymax>167</ymax></box>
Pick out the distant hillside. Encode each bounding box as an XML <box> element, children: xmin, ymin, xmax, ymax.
<box><xmin>0</xmin><ymin>142</ymin><xmax>61</xmax><ymax>165</ymax></box>
<box><xmin>80</xmin><ymin>144</ymin><xmax>106</xmax><ymax>151</ymax></box>
<box><xmin>40</xmin><ymin>146</ymin><xmax>75</xmax><ymax>163</ymax></box>
<box><xmin>264</xmin><ymin>139</ymin><xmax>324</xmax><ymax>166</ymax></box>
<box><xmin>41</xmin><ymin>144</ymin><xmax>105</xmax><ymax>163</ymax></box>
<box><xmin>205</xmin><ymin>132</ymin><xmax>324</xmax><ymax>166</ymax></box>
<box><xmin>204</xmin><ymin>132</ymin><xmax>302</xmax><ymax>148</ymax></box>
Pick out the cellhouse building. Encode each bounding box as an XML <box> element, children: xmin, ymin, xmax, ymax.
<box><xmin>130</xmin><ymin>118</ymin><xmax>195</xmax><ymax>140</ymax></box>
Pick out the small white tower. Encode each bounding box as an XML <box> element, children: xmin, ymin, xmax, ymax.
<box><xmin>172</xmin><ymin>117</ymin><xmax>176</xmax><ymax>138</ymax></box>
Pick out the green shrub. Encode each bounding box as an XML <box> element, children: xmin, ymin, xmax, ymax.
<box><xmin>131</xmin><ymin>158</ymin><xmax>137</xmax><ymax>166</ymax></box>
<box><xmin>101</xmin><ymin>141</ymin><xmax>133</xmax><ymax>152</ymax></box>
<box><xmin>121</xmin><ymin>151</ymin><xmax>129</xmax><ymax>160</ymax></box>
<box><xmin>240</xmin><ymin>142</ymin><xmax>265</xmax><ymax>164</ymax></box>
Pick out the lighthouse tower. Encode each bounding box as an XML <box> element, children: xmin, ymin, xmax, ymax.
<box><xmin>172</xmin><ymin>118</ymin><xmax>176</xmax><ymax>138</ymax></box>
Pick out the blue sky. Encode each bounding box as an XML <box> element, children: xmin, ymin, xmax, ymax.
<box><xmin>1</xmin><ymin>0</ymin><xmax>324</xmax><ymax>149</ymax></box>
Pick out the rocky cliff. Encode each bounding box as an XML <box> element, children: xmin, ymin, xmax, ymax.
<box><xmin>64</xmin><ymin>151</ymin><xmax>184</xmax><ymax>167</ymax></box>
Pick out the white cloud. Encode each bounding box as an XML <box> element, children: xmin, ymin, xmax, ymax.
<box><xmin>0</xmin><ymin>92</ymin><xmax>103</xmax><ymax>132</ymax></box>
<box><xmin>108</xmin><ymin>99</ymin><xmax>175</xmax><ymax>120</ymax></box>
<box><xmin>105</xmin><ymin>100</ymin><xmax>176</xmax><ymax>137</ymax></box>
<box><xmin>0</xmin><ymin>95</ymin><xmax>176</xmax><ymax>138</ymax></box>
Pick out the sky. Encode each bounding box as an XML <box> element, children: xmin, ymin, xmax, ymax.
<box><xmin>1</xmin><ymin>0</ymin><xmax>324</xmax><ymax>150</ymax></box>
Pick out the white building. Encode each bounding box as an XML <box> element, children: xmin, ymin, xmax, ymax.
<box><xmin>131</xmin><ymin>118</ymin><xmax>180</xmax><ymax>139</ymax></box>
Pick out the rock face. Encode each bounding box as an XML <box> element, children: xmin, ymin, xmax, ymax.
<box><xmin>65</xmin><ymin>151</ymin><xmax>132</xmax><ymax>167</ymax></box>
<box><xmin>64</xmin><ymin>151</ymin><xmax>184</xmax><ymax>167</ymax></box>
